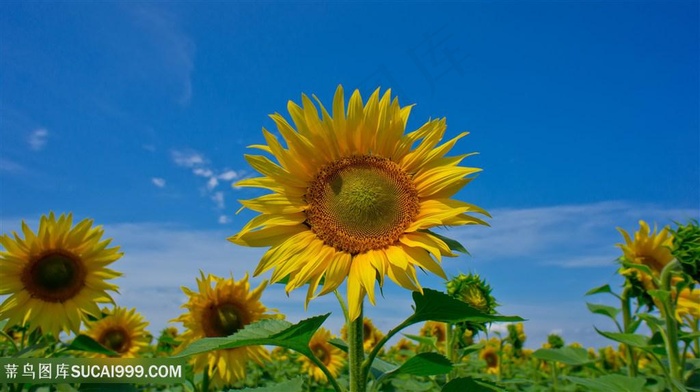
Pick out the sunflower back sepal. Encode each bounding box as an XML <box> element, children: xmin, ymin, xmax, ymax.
<box><xmin>174</xmin><ymin>314</ymin><xmax>330</xmax><ymax>358</ymax></box>
<box><xmin>408</xmin><ymin>289</ymin><xmax>523</xmax><ymax>325</ymax></box>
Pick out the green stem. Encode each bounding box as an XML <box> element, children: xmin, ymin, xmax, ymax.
<box><xmin>693</xmin><ymin>318</ymin><xmax>700</xmax><ymax>357</ymax></box>
<box><xmin>659</xmin><ymin>259</ymin><xmax>683</xmax><ymax>383</ymax></box>
<box><xmin>201</xmin><ymin>365</ymin><xmax>210</xmax><ymax>392</ymax></box>
<box><xmin>445</xmin><ymin>323</ymin><xmax>454</xmax><ymax>382</ymax></box>
<box><xmin>0</xmin><ymin>330</ymin><xmax>19</xmax><ymax>355</ymax></box>
<box><xmin>303</xmin><ymin>350</ymin><xmax>343</xmax><ymax>392</ymax></box>
<box><xmin>349</xmin><ymin>306</ymin><xmax>366</xmax><ymax>392</ymax></box>
<box><xmin>621</xmin><ymin>286</ymin><xmax>638</xmax><ymax>377</ymax></box>
<box><xmin>362</xmin><ymin>318</ymin><xmax>413</xmax><ymax>385</ymax></box>
<box><xmin>550</xmin><ymin>361</ymin><xmax>558</xmax><ymax>391</ymax></box>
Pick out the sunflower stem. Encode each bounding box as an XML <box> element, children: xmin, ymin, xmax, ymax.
<box><xmin>659</xmin><ymin>259</ymin><xmax>683</xmax><ymax>383</ymax></box>
<box><xmin>201</xmin><ymin>365</ymin><xmax>210</xmax><ymax>392</ymax></box>
<box><xmin>302</xmin><ymin>350</ymin><xmax>343</xmax><ymax>392</ymax></box>
<box><xmin>348</xmin><ymin>305</ymin><xmax>366</xmax><ymax>392</ymax></box>
<box><xmin>620</xmin><ymin>286</ymin><xmax>638</xmax><ymax>378</ymax></box>
<box><xmin>445</xmin><ymin>323</ymin><xmax>455</xmax><ymax>382</ymax></box>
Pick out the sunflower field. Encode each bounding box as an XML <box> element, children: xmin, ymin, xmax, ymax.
<box><xmin>1</xmin><ymin>87</ymin><xmax>699</xmax><ymax>392</ymax></box>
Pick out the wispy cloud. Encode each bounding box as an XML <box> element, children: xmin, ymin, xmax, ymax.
<box><xmin>28</xmin><ymin>128</ymin><xmax>48</xmax><ymax>151</ymax></box>
<box><xmin>151</xmin><ymin>177</ymin><xmax>166</xmax><ymax>188</ymax></box>
<box><xmin>0</xmin><ymin>158</ymin><xmax>28</xmax><ymax>174</ymax></box>
<box><xmin>2</xmin><ymin>201</ymin><xmax>693</xmax><ymax>347</ymax></box>
<box><xmin>170</xmin><ymin>149</ymin><xmax>245</xmax><ymax>220</ymax></box>
<box><xmin>446</xmin><ymin>201</ymin><xmax>698</xmax><ymax>269</ymax></box>
<box><xmin>129</xmin><ymin>5</ymin><xmax>195</xmax><ymax>105</ymax></box>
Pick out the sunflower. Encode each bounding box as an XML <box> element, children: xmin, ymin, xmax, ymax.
<box><xmin>617</xmin><ymin>220</ymin><xmax>674</xmax><ymax>291</ymax></box>
<box><xmin>229</xmin><ymin>86</ymin><xmax>488</xmax><ymax>320</ymax></box>
<box><xmin>173</xmin><ymin>272</ymin><xmax>279</xmax><ymax>387</ymax></box>
<box><xmin>299</xmin><ymin>327</ymin><xmax>345</xmax><ymax>383</ymax></box>
<box><xmin>420</xmin><ymin>321</ymin><xmax>447</xmax><ymax>345</ymax></box>
<box><xmin>0</xmin><ymin>212</ymin><xmax>122</xmax><ymax>335</ymax></box>
<box><xmin>83</xmin><ymin>307</ymin><xmax>150</xmax><ymax>358</ymax></box>
<box><xmin>341</xmin><ymin>317</ymin><xmax>384</xmax><ymax>352</ymax></box>
<box><xmin>479</xmin><ymin>338</ymin><xmax>500</xmax><ymax>375</ymax></box>
<box><xmin>676</xmin><ymin>288</ymin><xmax>700</xmax><ymax>324</ymax></box>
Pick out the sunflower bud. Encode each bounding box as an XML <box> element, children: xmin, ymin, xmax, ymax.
<box><xmin>671</xmin><ymin>220</ymin><xmax>700</xmax><ymax>283</ymax></box>
<box><xmin>446</xmin><ymin>273</ymin><xmax>498</xmax><ymax>340</ymax></box>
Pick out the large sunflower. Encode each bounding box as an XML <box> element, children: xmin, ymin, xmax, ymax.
<box><xmin>229</xmin><ymin>86</ymin><xmax>488</xmax><ymax>320</ymax></box>
<box><xmin>83</xmin><ymin>307</ymin><xmax>150</xmax><ymax>358</ymax></box>
<box><xmin>299</xmin><ymin>327</ymin><xmax>345</xmax><ymax>383</ymax></box>
<box><xmin>617</xmin><ymin>220</ymin><xmax>674</xmax><ymax>291</ymax></box>
<box><xmin>173</xmin><ymin>272</ymin><xmax>279</xmax><ymax>387</ymax></box>
<box><xmin>0</xmin><ymin>212</ymin><xmax>122</xmax><ymax>335</ymax></box>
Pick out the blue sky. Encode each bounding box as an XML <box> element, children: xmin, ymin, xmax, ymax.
<box><xmin>1</xmin><ymin>2</ymin><xmax>698</xmax><ymax>349</ymax></box>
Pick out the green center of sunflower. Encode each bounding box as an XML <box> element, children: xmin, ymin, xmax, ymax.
<box><xmin>203</xmin><ymin>302</ymin><xmax>244</xmax><ymax>337</ymax></box>
<box><xmin>100</xmin><ymin>327</ymin><xmax>131</xmax><ymax>354</ymax></box>
<box><xmin>306</xmin><ymin>155</ymin><xmax>420</xmax><ymax>254</ymax></box>
<box><xmin>22</xmin><ymin>251</ymin><xmax>86</xmax><ymax>303</ymax></box>
<box><xmin>460</xmin><ymin>286</ymin><xmax>488</xmax><ymax>312</ymax></box>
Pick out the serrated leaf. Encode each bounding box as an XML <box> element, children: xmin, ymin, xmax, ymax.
<box><xmin>175</xmin><ymin>314</ymin><xmax>329</xmax><ymax>357</ymax></box>
<box><xmin>586</xmin><ymin>303</ymin><xmax>620</xmax><ymax>320</ymax></box>
<box><xmin>532</xmin><ymin>347</ymin><xmax>591</xmax><ymax>366</ymax></box>
<box><xmin>231</xmin><ymin>377</ymin><xmax>304</xmax><ymax>392</ymax></box>
<box><xmin>594</xmin><ymin>328</ymin><xmax>650</xmax><ymax>348</ymax></box>
<box><xmin>393</xmin><ymin>352</ymin><xmax>452</xmax><ymax>376</ymax></box>
<box><xmin>566</xmin><ymin>375</ymin><xmax>646</xmax><ymax>392</ymax></box>
<box><xmin>442</xmin><ymin>377</ymin><xmax>505</xmax><ymax>392</ymax></box>
<box><xmin>424</xmin><ymin>230</ymin><xmax>469</xmax><ymax>254</ymax></box>
<box><xmin>409</xmin><ymin>289</ymin><xmax>524</xmax><ymax>324</ymax></box>
<box><xmin>585</xmin><ymin>284</ymin><xmax>614</xmax><ymax>296</ymax></box>
<box><xmin>66</xmin><ymin>335</ymin><xmax>118</xmax><ymax>356</ymax></box>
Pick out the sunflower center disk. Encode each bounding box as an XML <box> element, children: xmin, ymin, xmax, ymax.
<box><xmin>101</xmin><ymin>328</ymin><xmax>130</xmax><ymax>353</ymax></box>
<box><xmin>306</xmin><ymin>155</ymin><xmax>419</xmax><ymax>255</ymax></box>
<box><xmin>313</xmin><ymin>344</ymin><xmax>331</xmax><ymax>365</ymax></box>
<box><xmin>23</xmin><ymin>252</ymin><xmax>86</xmax><ymax>303</ymax></box>
<box><xmin>204</xmin><ymin>303</ymin><xmax>244</xmax><ymax>337</ymax></box>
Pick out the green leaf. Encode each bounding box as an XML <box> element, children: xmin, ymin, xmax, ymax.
<box><xmin>442</xmin><ymin>377</ymin><xmax>505</xmax><ymax>392</ymax></box>
<box><xmin>594</xmin><ymin>328</ymin><xmax>649</xmax><ymax>348</ymax></box>
<box><xmin>423</xmin><ymin>230</ymin><xmax>469</xmax><ymax>254</ymax></box>
<box><xmin>585</xmin><ymin>284</ymin><xmax>614</xmax><ymax>296</ymax></box>
<box><xmin>67</xmin><ymin>334</ymin><xmax>118</xmax><ymax>356</ymax></box>
<box><xmin>403</xmin><ymin>333</ymin><xmax>438</xmax><ymax>348</ymax></box>
<box><xmin>566</xmin><ymin>375</ymin><xmax>646</xmax><ymax>392</ymax></box>
<box><xmin>532</xmin><ymin>347</ymin><xmax>591</xmax><ymax>366</ymax></box>
<box><xmin>231</xmin><ymin>377</ymin><xmax>305</xmax><ymax>392</ymax></box>
<box><xmin>393</xmin><ymin>352</ymin><xmax>452</xmax><ymax>376</ymax></box>
<box><xmin>647</xmin><ymin>289</ymin><xmax>671</xmax><ymax>304</ymax></box>
<box><xmin>175</xmin><ymin>314</ymin><xmax>329</xmax><ymax>358</ymax></box>
<box><xmin>408</xmin><ymin>289</ymin><xmax>524</xmax><ymax>325</ymax></box>
<box><xmin>586</xmin><ymin>303</ymin><xmax>621</xmax><ymax>320</ymax></box>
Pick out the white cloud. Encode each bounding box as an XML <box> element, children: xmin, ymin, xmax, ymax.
<box><xmin>218</xmin><ymin>215</ymin><xmax>230</xmax><ymax>224</ymax></box>
<box><xmin>446</xmin><ymin>201</ymin><xmax>698</xmax><ymax>268</ymax></box>
<box><xmin>218</xmin><ymin>170</ymin><xmax>238</xmax><ymax>181</ymax></box>
<box><xmin>206</xmin><ymin>177</ymin><xmax>219</xmax><ymax>190</ymax></box>
<box><xmin>171</xmin><ymin>149</ymin><xmax>206</xmax><ymax>168</ymax></box>
<box><xmin>193</xmin><ymin>168</ymin><xmax>213</xmax><ymax>177</ymax></box>
<box><xmin>151</xmin><ymin>177</ymin><xmax>166</xmax><ymax>188</ymax></box>
<box><xmin>3</xmin><ymin>200</ymin><xmax>687</xmax><ymax>347</ymax></box>
<box><xmin>211</xmin><ymin>192</ymin><xmax>224</xmax><ymax>209</ymax></box>
<box><xmin>0</xmin><ymin>158</ymin><xmax>27</xmax><ymax>174</ymax></box>
<box><xmin>28</xmin><ymin>128</ymin><xmax>48</xmax><ymax>151</ymax></box>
